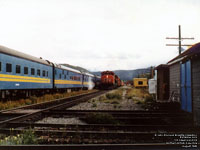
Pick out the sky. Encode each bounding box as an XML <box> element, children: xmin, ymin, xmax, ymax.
<box><xmin>0</xmin><ymin>0</ymin><xmax>200</xmax><ymax>71</ymax></box>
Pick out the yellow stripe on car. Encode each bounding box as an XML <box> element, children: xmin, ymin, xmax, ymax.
<box><xmin>55</xmin><ymin>80</ymin><xmax>81</xmax><ymax>85</ymax></box>
<box><xmin>83</xmin><ymin>82</ymin><xmax>89</xmax><ymax>85</ymax></box>
<box><xmin>0</xmin><ymin>74</ymin><xmax>50</xmax><ymax>83</ymax></box>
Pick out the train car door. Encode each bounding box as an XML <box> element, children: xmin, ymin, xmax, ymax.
<box><xmin>181</xmin><ymin>60</ymin><xmax>192</xmax><ymax>112</ymax></box>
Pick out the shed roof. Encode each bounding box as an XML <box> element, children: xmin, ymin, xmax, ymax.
<box><xmin>155</xmin><ymin>64</ymin><xmax>169</xmax><ymax>70</ymax></box>
<box><xmin>0</xmin><ymin>45</ymin><xmax>52</xmax><ymax>66</ymax></box>
<box><xmin>167</xmin><ymin>42</ymin><xmax>200</xmax><ymax>65</ymax></box>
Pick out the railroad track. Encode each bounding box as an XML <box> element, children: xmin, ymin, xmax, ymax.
<box><xmin>0</xmin><ymin>143</ymin><xmax>187</xmax><ymax>150</ymax></box>
<box><xmin>0</xmin><ymin>127</ymin><xmax>198</xmax><ymax>143</ymax></box>
<box><xmin>0</xmin><ymin>90</ymin><xmax>108</xmax><ymax>127</ymax></box>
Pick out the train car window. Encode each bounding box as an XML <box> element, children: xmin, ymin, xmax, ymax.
<box><xmin>64</xmin><ymin>75</ymin><xmax>66</xmax><ymax>79</ymax></box>
<box><xmin>42</xmin><ymin>70</ymin><xmax>45</xmax><ymax>77</ymax></box>
<box><xmin>24</xmin><ymin>67</ymin><xmax>28</xmax><ymax>74</ymax></box>
<box><xmin>0</xmin><ymin>62</ymin><xmax>1</xmax><ymax>71</ymax></box>
<box><xmin>37</xmin><ymin>69</ymin><xmax>40</xmax><ymax>76</ymax></box>
<box><xmin>31</xmin><ymin>68</ymin><xmax>35</xmax><ymax>75</ymax></box>
<box><xmin>6</xmin><ymin>63</ymin><xmax>12</xmax><ymax>73</ymax></box>
<box><xmin>47</xmin><ymin>71</ymin><xmax>48</xmax><ymax>77</ymax></box>
<box><xmin>138</xmin><ymin>81</ymin><xmax>143</xmax><ymax>85</ymax></box>
<box><xmin>67</xmin><ymin>71</ymin><xmax>68</xmax><ymax>75</ymax></box>
<box><xmin>59</xmin><ymin>74</ymin><xmax>61</xmax><ymax>79</ymax></box>
<box><xmin>16</xmin><ymin>65</ymin><xmax>21</xmax><ymax>74</ymax></box>
<box><xmin>62</xmin><ymin>70</ymin><xmax>64</xmax><ymax>74</ymax></box>
<box><xmin>55</xmin><ymin>70</ymin><xmax>57</xmax><ymax>75</ymax></box>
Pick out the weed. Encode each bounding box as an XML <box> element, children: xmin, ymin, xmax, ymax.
<box><xmin>25</xmin><ymin>99</ymin><xmax>32</xmax><ymax>105</ymax></box>
<box><xmin>113</xmin><ymin>104</ymin><xmax>117</xmax><ymax>109</ymax></box>
<box><xmin>0</xmin><ymin>128</ymin><xmax>38</xmax><ymax>145</ymax></box>
<box><xmin>106</xmin><ymin>93</ymin><xmax>121</xmax><ymax>100</ymax></box>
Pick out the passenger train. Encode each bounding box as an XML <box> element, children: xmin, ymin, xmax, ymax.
<box><xmin>0</xmin><ymin>45</ymin><xmax>100</xmax><ymax>99</ymax></box>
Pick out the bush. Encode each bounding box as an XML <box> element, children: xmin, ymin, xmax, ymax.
<box><xmin>111</xmin><ymin>101</ymin><xmax>119</xmax><ymax>104</ymax></box>
<box><xmin>106</xmin><ymin>93</ymin><xmax>122</xmax><ymax>100</ymax></box>
<box><xmin>84</xmin><ymin>113</ymin><xmax>119</xmax><ymax>124</ymax></box>
<box><xmin>21</xmin><ymin>129</ymin><xmax>38</xmax><ymax>144</ymax></box>
<box><xmin>145</xmin><ymin>95</ymin><xmax>154</xmax><ymax>102</ymax></box>
<box><xmin>98</xmin><ymin>96</ymin><xmax>106</xmax><ymax>101</ymax></box>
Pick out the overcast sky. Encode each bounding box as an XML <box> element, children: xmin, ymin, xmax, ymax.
<box><xmin>0</xmin><ymin>0</ymin><xmax>199</xmax><ymax>71</ymax></box>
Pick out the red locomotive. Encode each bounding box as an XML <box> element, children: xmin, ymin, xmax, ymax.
<box><xmin>101</xmin><ymin>71</ymin><xmax>122</xmax><ymax>89</ymax></box>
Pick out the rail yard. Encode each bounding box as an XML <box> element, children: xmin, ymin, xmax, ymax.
<box><xmin>0</xmin><ymin>1</ymin><xmax>200</xmax><ymax>149</ymax></box>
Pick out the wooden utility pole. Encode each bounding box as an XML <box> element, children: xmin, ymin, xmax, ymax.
<box><xmin>166</xmin><ymin>25</ymin><xmax>194</xmax><ymax>54</ymax></box>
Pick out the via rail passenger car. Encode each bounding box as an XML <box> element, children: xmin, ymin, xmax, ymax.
<box><xmin>0</xmin><ymin>45</ymin><xmax>96</xmax><ymax>98</ymax></box>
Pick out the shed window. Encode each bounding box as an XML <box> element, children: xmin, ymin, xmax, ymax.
<box><xmin>43</xmin><ymin>70</ymin><xmax>45</xmax><ymax>77</ymax></box>
<box><xmin>16</xmin><ymin>65</ymin><xmax>21</xmax><ymax>74</ymax></box>
<box><xmin>138</xmin><ymin>81</ymin><xmax>143</xmax><ymax>85</ymax></box>
<box><xmin>6</xmin><ymin>63</ymin><xmax>12</xmax><ymax>72</ymax></box>
<box><xmin>0</xmin><ymin>62</ymin><xmax>1</xmax><ymax>71</ymax></box>
<box><xmin>37</xmin><ymin>69</ymin><xmax>40</xmax><ymax>76</ymax></box>
<box><xmin>24</xmin><ymin>67</ymin><xmax>28</xmax><ymax>74</ymax></box>
<box><xmin>31</xmin><ymin>68</ymin><xmax>35</xmax><ymax>75</ymax></box>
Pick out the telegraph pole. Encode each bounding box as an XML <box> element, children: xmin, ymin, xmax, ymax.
<box><xmin>178</xmin><ymin>25</ymin><xmax>181</xmax><ymax>54</ymax></box>
<box><xmin>166</xmin><ymin>25</ymin><xmax>194</xmax><ymax>54</ymax></box>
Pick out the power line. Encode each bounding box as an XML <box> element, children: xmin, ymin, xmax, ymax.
<box><xmin>166</xmin><ymin>25</ymin><xmax>194</xmax><ymax>54</ymax></box>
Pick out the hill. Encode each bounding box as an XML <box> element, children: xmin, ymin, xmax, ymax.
<box><xmin>60</xmin><ymin>63</ymin><xmax>151</xmax><ymax>81</ymax></box>
<box><xmin>92</xmin><ymin>68</ymin><xmax>151</xmax><ymax>81</ymax></box>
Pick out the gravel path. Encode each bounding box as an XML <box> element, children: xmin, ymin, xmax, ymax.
<box><xmin>68</xmin><ymin>86</ymin><xmax>143</xmax><ymax>110</ymax></box>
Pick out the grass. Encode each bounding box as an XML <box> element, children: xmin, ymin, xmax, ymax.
<box><xmin>125</xmin><ymin>87</ymin><xmax>156</xmax><ymax>109</ymax></box>
<box><xmin>0</xmin><ymin>90</ymin><xmax>97</xmax><ymax>111</ymax></box>
<box><xmin>84</xmin><ymin>113</ymin><xmax>119</xmax><ymax>124</ymax></box>
<box><xmin>126</xmin><ymin>88</ymin><xmax>150</xmax><ymax>99</ymax></box>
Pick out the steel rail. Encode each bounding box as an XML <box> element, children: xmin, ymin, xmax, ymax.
<box><xmin>1</xmin><ymin>128</ymin><xmax>198</xmax><ymax>139</ymax></box>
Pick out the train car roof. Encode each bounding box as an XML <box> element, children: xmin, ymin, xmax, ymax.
<box><xmin>0</xmin><ymin>45</ymin><xmax>52</xmax><ymax>66</ymax></box>
<box><xmin>95</xmin><ymin>75</ymin><xmax>101</xmax><ymax>78</ymax></box>
<box><xmin>54</xmin><ymin>63</ymin><xmax>82</xmax><ymax>74</ymax></box>
<box><xmin>84</xmin><ymin>72</ymin><xmax>94</xmax><ymax>77</ymax></box>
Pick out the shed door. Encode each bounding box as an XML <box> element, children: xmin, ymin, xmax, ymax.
<box><xmin>181</xmin><ymin>60</ymin><xmax>192</xmax><ymax>112</ymax></box>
